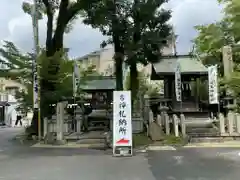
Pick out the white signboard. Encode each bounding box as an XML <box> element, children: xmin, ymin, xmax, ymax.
<box><xmin>113</xmin><ymin>91</ymin><xmax>132</xmax><ymax>155</ymax></box>
<box><xmin>208</xmin><ymin>65</ymin><xmax>219</xmax><ymax>104</ymax></box>
<box><xmin>175</xmin><ymin>60</ymin><xmax>182</xmax><ymax>102</ymax></box>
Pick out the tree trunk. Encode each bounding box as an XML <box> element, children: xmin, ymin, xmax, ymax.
<box><xmin>130</xmin><ymin>62</ymin><xmax>139</xmax><ymax>101</ymax></box>
<box><xmin>31</xmin><ymin>0</ymin><xmax>80</xmax><ymax>136</ymax></box>
<box><xmin>111</xmin><ymin>0</ymin><xmax>124</xmax><ymax>90</ymax></box>
<box><xmin>30</xmin><ymin>109</ymin><xmax>39</xmax><ymax>135</ymax></box>
<box><xmin>112</xmin><ymin>29</ymin><xmax>124</xmax><ymax>90</ymax></box>
<box><xmin>114</xmin><ymin>50</ymin><xmax>124</xmax><ymax>90</ymax></box>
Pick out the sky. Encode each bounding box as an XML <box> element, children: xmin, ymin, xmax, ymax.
<box><xmin>0</xmin><ymin>0</ymin><xmax>223</xmax><ymax>58</ymax></box>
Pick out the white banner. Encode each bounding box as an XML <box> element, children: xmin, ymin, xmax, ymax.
<box><xmin>113</xmin><ymin>91</ymin><xmax>132</xmax><ymax>150</ymax></box>
<box><xmin>73</xmin><ymin>61</ymin><xmax>80</xmax><ymax>97</ymax></box>
<box><xmin>122</xmin><ymin>61</ymin><xmax>129</xmax><ymax>90</ymax></box>
<box><xmin>175</xmin><ymin>60</ymin><xmax>182</xmax><ymax>102</ymax></box>
<box><xmin>208</xmin><ymin>65</ymin><xmax>219</xmax><ymax>104</ymax></box>
<box><xmin>33</xmin><ymin>57</ymin><xmax>38</xmax><ymax>109</ymax></box>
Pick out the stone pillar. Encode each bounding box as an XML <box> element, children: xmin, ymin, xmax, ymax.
<box><xmin>219</xmin><ymin>113</ymin><xmax>225</xmax><ymax>136</ymax></box>
<box><xmin>51</xmin><ymin>115</ymin><xmax>57</xmax><ymax>132</ymax></box>
<box><xmin>149</xmin><ymin>110</ymin><xmax>154</xmax><ymax>123</ymax></box>
<box><xmin>157</xmin><ymin>114</ymin><xmax>162</xmax><ymax>126</ymax></box>
<box><xmin>43</xmin><ymin>117</ymin><xmax>48</xmax><ymax>137</ymax></box>
<box><xmin>173</xmin><ymin>114</ymin><xmax>179</xmax><ymax>137</ymax></box>
<box><xmin>180</xmin><ymin>114</ymin><xmax>186</xmax><ymax>137</ymax></box>
<box><xmin>227</xmin><ymin>111</ymin><xmax>234</xmax><ymax>136</ymax></box>
<box><xmin>164</xmin><ymin>113</ymin><xmax>170</xmax><ymax>135</ymax></box>
<box><xmin>222</xmin><ymin>46</ymin><xmax>233</xmax><ymax>81</ymax></box>
<box><xmin>56</xmin><ymin>102</ymin><xmax>66</xmax><ymax>144</ymax></box>
<box><xmin>75</xmin><ymin>106</ymin><xmax>83</xmax><ymax>134</ymax></box>
<box><xmin>147</xmin><ymin>110</ymin><xmax>154</xmax><ymax>136</ymax></box>
<box><xmin>144</xmin><ymin>95</ymin><xmax>150</xmax><ymax>123</ymax></box>
<box><xmin>161</xmin><ymin>112</ymin><xmax>165</xmax><ymax>126</ymax></box>
<box><xmin>235</xmin><ymin>113</ymin><xmax>240</xmax><ymax>134</ymax></box>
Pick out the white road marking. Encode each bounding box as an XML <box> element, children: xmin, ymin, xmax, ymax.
<box><xmin>173</xmin><ymin>156</ymin><xmax>183</xmax><ymax>165</ymax></box>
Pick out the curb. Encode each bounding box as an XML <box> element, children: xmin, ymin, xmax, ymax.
<box><xmin>31</xmin><ymin>142</ymin><xmax>106</xmax><ymax>148</ymax></box>
<box><xmin>147</xmin><ymin>145</ymin><xmax>176</xmax><ymax>151</ymax></box>
<box><xmin>31</xmin><ymin>143</ymin><xmax>177</xmax><ymax>151</ymax></box>
<box><xmin>183</xmin><ymin>141</ymin><xmax>240</xmax><ymax>148</ymax></box>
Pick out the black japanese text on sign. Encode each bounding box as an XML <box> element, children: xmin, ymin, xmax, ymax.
<box><xmin>118</xmin><ymin>94</ymin><xmax>127</xmax><ymax>135</ymax></box>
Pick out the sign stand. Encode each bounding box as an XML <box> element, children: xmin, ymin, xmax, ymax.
<box><xmin>112</xmin><ymin>91</ymin><xmax>133</xmax><ymax>157</ymax></box>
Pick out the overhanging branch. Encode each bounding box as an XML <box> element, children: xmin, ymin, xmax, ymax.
<box><xmin>51</xmin><ymin>0</ymin><xmax>70</xmax><ymax>53</ymax></box>
<box><xmin>42</xmin><ymin>0</ymin><xmax>53</xmax><ymax>54</ymax></box>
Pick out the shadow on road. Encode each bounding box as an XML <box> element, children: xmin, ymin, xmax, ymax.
<box><xmin>147</xmin><ymin>149</ymin><xmax>240</xmax><ymax>180</ymax></box>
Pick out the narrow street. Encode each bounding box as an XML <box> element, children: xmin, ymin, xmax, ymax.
<box><xmin>0</xmin><ymin>128</ymin><xmax>240</xmax><ymax>179</ymax></box>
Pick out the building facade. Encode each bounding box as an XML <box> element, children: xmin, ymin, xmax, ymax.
<box><xmin>0</xmin><ymin>78</ymin><xmax>27</xmax><ymax>126</ymax></box>
<box><xmin>77</xmin><ymin>43</ymin><xmax>175</xmax><ymax>76</ymax></box>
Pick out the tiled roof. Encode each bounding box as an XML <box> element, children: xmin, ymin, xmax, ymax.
<box><xmin>152</xmin><ymin>55</ymin><xmax>208</xmax><ymax>75</ymax></box>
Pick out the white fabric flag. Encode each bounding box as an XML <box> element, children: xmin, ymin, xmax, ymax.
<box><xmin>175</xmin><ymin>60</ymin><xmax>182</xmax><ymax>102</ymax></box>
<box><xmin>33</xmin><ymin>56</ymin><xmax>38</xmax><ymax>109</ymax></box>
<box><xmin>208</xmin><ymin>65</ymin><xmax>219</xmax><ymax>104</ymax></box>
<box><xmin>73</xmin><ymin>61</ymin><xmax>80</xmax><ymax>97</ymax></box>
<box><xmin>122</xmin><ymin>61</ymin><xmax>129</xmax><ymax>90</ymax></box>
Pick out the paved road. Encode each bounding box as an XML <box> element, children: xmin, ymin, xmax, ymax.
<box><xmin>1</xmin><ymin>128</ymin><xmax>240</xmax><ymax>180</ymax></box>
<box><xmin>148</xmin><ymin>148</ymin><xmax>240</xmax><ymax>180</ymax></box>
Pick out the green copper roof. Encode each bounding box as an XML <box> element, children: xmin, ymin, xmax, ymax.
<box><xmin>152</xmin><ymin>55</ymin><xmax>208</xmax><ymax>75</ymax></box>
<box><xmin>79</xmin><ymin>78</ymin><xmax>116</xmax><ymax>90</ymax></box>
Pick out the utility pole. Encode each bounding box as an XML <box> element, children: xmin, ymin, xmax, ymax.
<box><xmin>32</xmin><ymin>0</ymin><xmax>41</xmax><ymax>139</ymax></box>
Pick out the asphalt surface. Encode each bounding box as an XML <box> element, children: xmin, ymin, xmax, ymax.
<box><xmin>1</xmin><ymin>128</ymin><xmax>240</xmax><ymax>179</ymax></box>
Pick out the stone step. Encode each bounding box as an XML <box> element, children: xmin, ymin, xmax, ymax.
<box><xmin>66</xmin><ymin>131</ymin><xmax>106</xmax><ymax>141</ymax></box>
<box><xmin>189</xmin><ymin>137</ymin><xmax>224</xmax><ymax>143</ymax></box>
<box><xmin>187</xmin><ymin>127</ymin><xmax>220</xmax><ymax>137</ymax></box>
<box><xmin>185</xmin><ymin>118</ymin><xmax>215</xmax><ymax>128</ymax></box>
<box><xmin>186</xmin><ymin>127</ymin><xmax>216</xmax><ymax>132</ymax></box>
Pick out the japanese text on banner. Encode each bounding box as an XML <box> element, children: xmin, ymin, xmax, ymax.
<box><xmin>118</xmin><ymin>94</ymin><xmax>127</xmax><ymax>135</ymax></box>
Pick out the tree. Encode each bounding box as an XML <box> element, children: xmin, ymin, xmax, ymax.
<box><xmin>124</xmin><ymin>0</ymin><xmax>171</xmax><ymax>99</ymax></box>
<box><xmin>0</xmin><ymin>41</ymin><xmax>101</xmax><ymax>133</ymax></box>
<box><xmin>20</xmin><ymin>0</ymin><xmax>89</xmax><ymax>135</ymax></box>
<box><xmin>22</xmin><ymin>0</ymin><xmax>80</xmax><ymax>35</ymax></box>
<box><xmin>82</xmin><ymin>0</ymin><xmax>129</xmax><ymax>90</ymax></box>
<box><xmin>218</xmin><ymin>0</ymin><xmax>240</xmax><ymax>42</ymax></box>
<box><xmin>125</xmin><ymin>70</ymin><xmax>163</xmax><ymax>97</ymax></box>
<box><xmin>194</xmin><ymin>0</ymin><xmax>240</xmax><ymax>112</ymax></box>
<box><xmin>0</xmin><ymin>41</ymin><xmax>33</xmax><ymax>83</ymax></box>
<box><xmin>83</xmin><ymin>0</ymin><xmax>171</xmax><ymax>94</ymax></box>
<box><xmin>193</xmin><ymin>0</ymin><xmax>240</xmax><ymax>73</ymax></box>
<box><xmin>193</xmin><ymin>22</ymin><xmax>235</xmax><ymax>76</ymax></box>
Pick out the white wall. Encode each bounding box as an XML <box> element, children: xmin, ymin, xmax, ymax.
<box><xmin>5</xmin><ymin>94</ymin><xmax>18</xmax><ymax>127</ymax></box>
<box><xmin>5</xmin><ymin>104</ymin><xmax>17</xmax><ymax>127</ymax></box>
<box><xmin>99</xmin><ymin>48</ymin><xmax>115</xmax><ymax>75</ymax></box>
